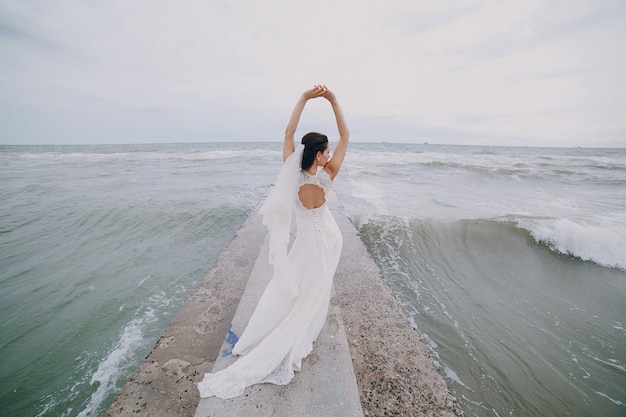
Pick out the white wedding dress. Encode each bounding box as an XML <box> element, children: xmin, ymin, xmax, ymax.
<box><xmin>197</xmin><ymin>149</ymin><xmax>343</xmax><ymax>399</ymax></box>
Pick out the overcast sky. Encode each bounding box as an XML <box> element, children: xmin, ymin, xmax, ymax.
<box><xmin>1</xmin><ymin>0</ymin><xmax>625</xmax><ymax>147</ymax></box>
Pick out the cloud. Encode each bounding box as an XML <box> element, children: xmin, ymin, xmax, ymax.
<box><xmin>1</xmin><ymin>0</ymin><xmax>625</xmax><ymax>146</ymax></box>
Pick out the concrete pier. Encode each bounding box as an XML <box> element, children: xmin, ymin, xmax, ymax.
<box><xmin>103</xmin><ymin>194</ymin><xmax>462</xmax><ymax>417</ymax></box>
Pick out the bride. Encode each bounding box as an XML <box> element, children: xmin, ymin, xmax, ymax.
<box><xmin>197</xmin><ymin>85</ymin><xmax>350</xmax><ymax>399</ymax></box>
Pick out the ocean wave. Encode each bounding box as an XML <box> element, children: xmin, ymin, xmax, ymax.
<box><xmin>354</xmin><ymin>213</ymin><xmax>626</xmax><ymax>271</ymax></box>
<box><xmin>33</xmin><ymin>300</ymin><xmax>162</xmax><ymax>417</ymax></box>
<box><xmin>345</xmin><ymin>146</ymin><xmax>626</xmax><ymax>186</ymax></box>
<box><xmin>508</xmin><ymin>216</ymin><xmax>626</xmax><ymax>271</ymax></box>
<box><xmin>75</xmin><ymin>309</ymin><xmax>155</xmax><ymax>417</ymax></box>
<box><xmin>8</xmin><ymin>149</ymin><xmax>281</xmax><ymax>164</ymax></box>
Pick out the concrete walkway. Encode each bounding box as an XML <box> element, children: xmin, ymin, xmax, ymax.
<box><xmin>103</xmin><ymin>193</ymin><xmax>462</xmax><ymax>417</ymax></box>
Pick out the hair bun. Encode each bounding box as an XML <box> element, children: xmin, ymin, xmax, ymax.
<box><xmin>301</xmin><ymin>132</ymin><xmax>327</xmax><ymax>146</ymax></box>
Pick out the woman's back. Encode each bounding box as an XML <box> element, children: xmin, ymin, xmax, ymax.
<box><xmin>297</xmin><ymin>169</ymin><xmax>332</xmax><ymax>210</ymax></box>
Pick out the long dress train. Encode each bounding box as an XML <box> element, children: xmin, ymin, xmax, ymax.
<box><xmin>197</xmin><ymin>165</ymin><xmax>343</xmax><ymax>399</ymax></box>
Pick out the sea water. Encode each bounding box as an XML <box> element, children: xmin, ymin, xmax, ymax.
<box><xmin>1</xmin><ymin>143</ymin><xmax>624</xmax><ymax>416</ymax></box>
<box><xmin>0</xmin><ymin>143</ymin><xmax>278</xmax><ymax>416</ymax></box>
<box><xmin>336</xmin><ymin>143</ymin><xmax>626</xmax><ymax>417</ymax></box>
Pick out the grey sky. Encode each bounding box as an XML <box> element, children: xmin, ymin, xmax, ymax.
<box><xmin>1</xmin><ymin>0</ymin><xmax>625</xmax><ymax>147</ymax></box>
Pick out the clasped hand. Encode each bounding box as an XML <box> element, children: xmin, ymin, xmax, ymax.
<box><xmin>302</xmin><ymin>84</ymin><xmax>336</xmax><ymax>103</ymax></box>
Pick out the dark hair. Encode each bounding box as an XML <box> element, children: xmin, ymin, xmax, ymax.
<box><xmin>301</xmin><ymin>132</ymin><xmax>328</xmax><ymax>170</ymax></box>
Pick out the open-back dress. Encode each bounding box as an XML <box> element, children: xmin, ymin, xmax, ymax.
<box><xmin>197</xmin><ymin>155</ymin><xmax>343</xmax><ymax>399</ymax></box>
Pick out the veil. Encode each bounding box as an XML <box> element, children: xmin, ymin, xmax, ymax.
<box><xmin>258</xmin><ymin>145</ymin><xmax>304</xmax><ymax>296</ymax></box>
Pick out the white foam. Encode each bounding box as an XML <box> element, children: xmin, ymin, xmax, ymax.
<box><xmin>13</xmin><ymin>149</ymin><xmax>281</xmax><ymax>164</ymax></box>
<box><xmin>591</xmin><ymin>356</ymin><xmax>626</xmax><ymax>372</ymax></box>
<box><xmin>443</xmin><ymin>365</ymin><xmax>468</xmax><ymax>388</ymax></box>
<box><xmin>341</xmin><ymin>174</ymin><xmax>391</xmax><ymax>217</ymax></box>
<box><xmin>143</xmin><ymin>149</ymin><xmax>280</xmax><ymax>161</ymax></box>
<box><xmin>513</xmin><ymin>217</ymin><xmax>626</xmax><ymax>270</ymax></box>
<box><xmin>137</xmin><ymin>274</ymin><xmax>151</xmax><ymax>287</ymax></box>
<box><xmin>593</xmin><ymin>390</ymin><xmax>624</xmax><ymax>406</ymax></box>
<box><xmin>77</xmin><ymin>307</ymin><xmax>158</xmax><ymax>417</ymax></box>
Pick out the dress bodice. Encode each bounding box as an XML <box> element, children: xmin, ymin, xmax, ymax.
<box><xmin>299</xmin><ymin>169</ymin><xmax>332</xmax><ymax>197</ymax></box>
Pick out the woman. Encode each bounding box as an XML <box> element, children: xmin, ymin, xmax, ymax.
<box><xmin>198</xmin><ymin>85</ymin><xmax>349</xmax><ymax>399</ymax></box>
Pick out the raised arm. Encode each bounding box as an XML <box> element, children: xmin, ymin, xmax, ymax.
<box><xmin>283</xmin><ymin>85</ymin><xmax>328</xmax><ymax>161</ymax></box>
<box><xmin>322</xmin><ymin>88</ymin><xmax>350</xmax><ymax>180</ymax></box>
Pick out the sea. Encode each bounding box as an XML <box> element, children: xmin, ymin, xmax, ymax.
<box><xmin>0</xmin><ymin>142</ymin><xmax>624</xmax><ymax>417</ymax></box>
